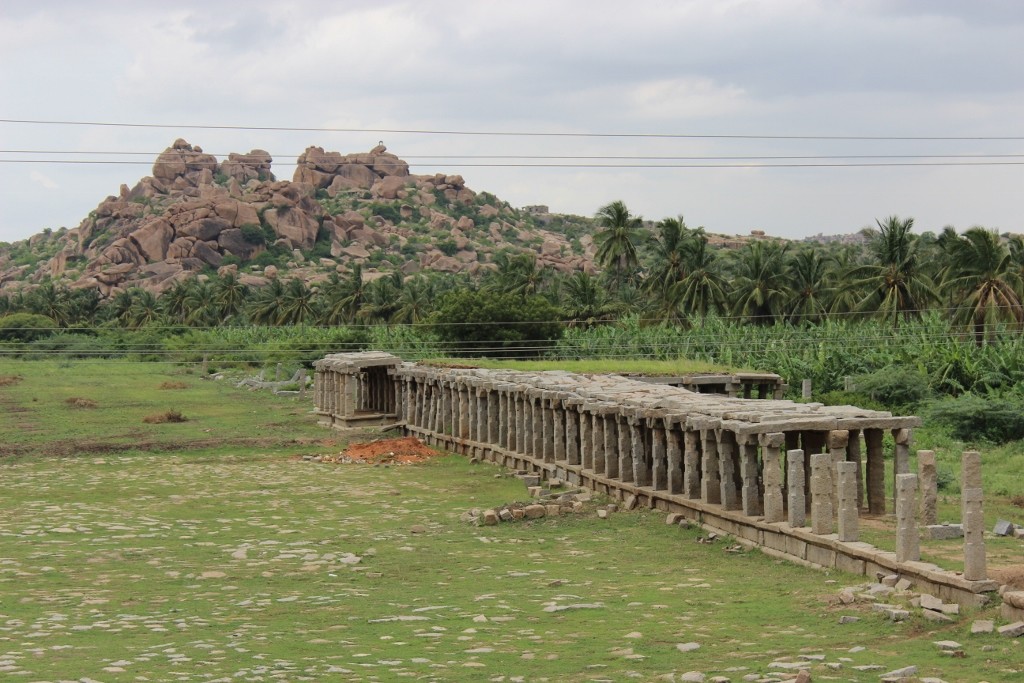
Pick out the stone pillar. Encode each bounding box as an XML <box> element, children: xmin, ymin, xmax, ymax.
<box><xmin>344</xmin><ymin>374</ymin><xmax>358</xmax><ymax>418</ymax></box>
<box><xmin>847</xmin><ymin>429</ymin><xmax>864</xmax><ymax>510</ymax></box>
<box><xmin>961</xmin><ymin>451</ymin><xmax>986</xmax><ymax>581</ymax></box>
<box><xmin>589</xmin><ymin>411</ymin><xmax>602</xmax><ymax>475</ymax></box>
<box><xmin>579</xmin><ymin>407</ymin><xmax>593</xmax><ymax>470</ymax></box>
<box><xmin>836</xmin><ymin>461</ymin><xmax>859</xmax><ymax>542</ymax></box>
<box><xmin>618</xmin><ymin>415</ymin><xmax>633</xmax><ymax>483</ymax></box>
<box><xmin>892</xmin><ymin>428</ymin><xmax>912</xmax><ymax>511</ymax></box>
<box><xmin>497</xmin><ymin>391</ymin><xmax>508</xmax><ymax>448</ymax></box>
<box><xmin>666</xmin><ymin>421</ymin><xmax>683</xmax><ymax>494</ymax></box>
<box><xmin>603</xmin><ymin>414</ymin><xmax>619</xmax><ymax>478</ymax></box>
<box><xmin>541</xmin><ymin>397</ymin><xmax>554</xmax><ymax>462</ymax></box>
<box><xmin>917</xmin><ymin>450</ymin><xmax>938</xmax><ymax>526</ymax></box>
<box><xmin>895</xmin><ymin>473</ymin><xmax>920</xmax><ymax>563</ymax></box>
<box><xmin>700</xmin><ymin>429</ymin><xmax>721</xmax><ymax>505</ymax></box>
<box><xmin>487</xmin><ymin>391</ymin><xmax>499</xmax><ymax>445</ymax></box>
<box><xmin>810</xmin><ymin>452</ymin><xmax>834</xmax><ymax>535</ymax></box>
<box><xmin>739</xmin><ymin>436</ymin><xmax>762</xmax><ymax>516</ymax></box>
<box><xmin>649</xmin><ymin>417</ymin><xmax>667</xmax><ymax>490</ymax></box>
<box><xmin>828</xmin><ymin>429</ymin><xmax>849</xmax><ymax>511</ymax></box>
<box><xmin>683</xmin><ymin>429</ymin><xmax>701</xmax><ymax>499</ymax></box>
<box><xmin>787</xmin><ymin>449</ymin><xmax>806</xmax><ymax>528</ymax></box>
<box><xmin>629</xmin><ymin>416</ymin><xmax>650</xmax><ymax>487</ymax></box>
<box><xmin>461</xmin><ymin>385</ymin><xmax>472</xmax><ymax>440</ymax></box>
<box><xmin>760</xmin><ymin>433</ymin><xmax>785</xmax><ymax>523</ymax></box>
<box><xmin>564</xmin><ymin>404</ymin><xmax>579</xmax><ymax>465</ymax></box>
<box><xmin>521</xmin><ymin>397</ymin><xmax>532</xmax><ymax>455</ymax></box>
<box><xmin>717</xmin><ymin>429</ymin><xmax>740</xmax><ymax>510</ymax></box>
<box><xmin>553</xmin><ymin>402</ymin><xmax>566</xmax><ymax>462</ymax></box>
<box><xmin>864</xmin><ymin>428</ymin><xmax>886</xmax><ymax>515</ymax></box>
<box><xmin>531</xmin><ymin>396</ymin><xmax>544</xmax><ymax>458</ymax></box>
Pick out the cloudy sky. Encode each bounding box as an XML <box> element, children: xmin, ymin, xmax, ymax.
<box><xmin>3</xmin><ymin>0</ymin><xmax>1024</xmax><ymax>243</ymax></box>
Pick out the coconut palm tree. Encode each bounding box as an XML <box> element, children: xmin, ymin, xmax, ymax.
<box><xmin>561</xmin><ymin>271</ymin><xmax>620</xmax><ymax>327</ymax></box>
<box><xmin>127</xmin><ymin>289</ymin><xmax>162</xmax><ymax>329</ymax></box>
<box><xmin>728</xmin><ymin>240</ymin><xmax>791</xmax><ymax>324</ymax></box>
<box><xmin>213</xmin><ymin>272</ymin><xmax>249</xmax><ymax>322</ymax></box>
<box><xmin>277</xmin><ymin>278</ymin><xmax>317</xmax><ymax>325</ymax></box>
<box><xmin>942</xmin><ymin>227</ymin><xmax>1024</xmax><ymax>345</ymax></box>
<box><xmin>667</xmin><ymin>233</ymin><xmax>726</xmax><ymax>325</ymax></box>
<box><xmin>784</xmin><ymin>248</ymin><xmax>833</xmax><ymax>324</ymax></box>
<box><xmin>594</xmin><ymin>200</ymin><xmax>644</xmax><ymax>291</ymax></box>
<box><xmin>247</xmin><ymin>279</ymin><xmax>287</xmax><ymax>325</ymax></box>
<box><xmin>392</xmin><ymin>275</ymin><xmax>433</xmax><ymax>324</ymax></box>
<box><xmin>850</xmin><ymin>215</ymin><xmax>937</xmax><ymax>328</ymax></box>
<box><xmin>318</xmin><ymin>265</ymin><xmax>366</xmax><ymax>325</ymax></box>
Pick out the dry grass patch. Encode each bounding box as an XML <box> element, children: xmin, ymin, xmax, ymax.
<box><xmin>159</xmin><ymin>381</ymin><xmax>188</xmax><ymax>390</ymax></box>
<box><xmin>142</xmin><ymin>410</ymin><xmax>188</xmax><ymax>424</ymax></box>
<box><xmin>65</xmin><ymin>397</ymin><xmax>97</xmax><ymax>409</ymax></box>
<box><xmin>0</xmin><ymin>375</ymin><xmax>23</xmax><ymax>386</ymax></box>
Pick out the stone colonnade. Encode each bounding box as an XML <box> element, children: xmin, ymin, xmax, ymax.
<box><xmin>312</xmin><ymin>353</ymin><xmax>997</xmax><ymax>605</ymax></box>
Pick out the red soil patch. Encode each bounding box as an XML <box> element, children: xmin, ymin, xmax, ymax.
<box><xmin>336</xmin><ymin>437</ymin><xmax>440</xmax><ymax>465</ymax></box>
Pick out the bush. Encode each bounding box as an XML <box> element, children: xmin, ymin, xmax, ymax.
<box><xmin>816</xmin><ymin>390</ymin><xmax>887</xmax><ymax>412</ymax></box>
<box><xmin>850</xmin><ymin>366</ymin><xmax>934</xmax><ymax>410</ymax></box>
<box><xmin>240</xmin><ymin>224</ymin><xmax>265</xmax><ymax>245</ymax></box>
<box><xmin>429</xmin><ymin>289</ymin><xmax>563</xmax><ymax>358</ymax></box>
<box><xmin>0</xmin><ymin>313</ymin><xmax>57</xmax><ymax>343</ymax></box>
<box><xmin>925</xmin><ymin>393</ymin><xmax>1024</xmax><ymax>444</ymax></box>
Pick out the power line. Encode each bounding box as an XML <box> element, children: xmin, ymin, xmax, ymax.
<box><xmin>7</xmin><ymin>150</ymin><xmax>1024</xmax><ymax>161</ymax></box>
<box><xmin>4</xmin><ymin>117</ymin><xmax>1024</xmax><ymax>141</ymax></box>
<box><xmin>6</xmin><ymin>159</ymin><xmax>1024</xmax><ymax>169</ymax></box>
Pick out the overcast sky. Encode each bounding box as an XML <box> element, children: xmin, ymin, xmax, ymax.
<box><xmin>3</xmin><ymin>0</ymin><xmax>1024</xmax><ymax>243</ymax></box>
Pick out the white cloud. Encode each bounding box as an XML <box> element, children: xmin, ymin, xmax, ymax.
<box><xmin>29</xmin><ymin>170</ymin><xmax>58</xmax><ymax>189</ymax></box>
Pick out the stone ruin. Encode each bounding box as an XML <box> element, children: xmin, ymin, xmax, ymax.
<box><xmin>313</xmin><ymin>352</ymin><xmax>999</xmax><ymax>607</ymax></box>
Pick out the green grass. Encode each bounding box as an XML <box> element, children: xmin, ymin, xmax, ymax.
<box><xmin>0</xmin><ymin>360</ymin><xmax>1021</xmax><ymax>681</ymax></box>
<box><xmin>424</xmin><ymin>357</ymin><xmax>747</xmax><ymax>375</ymax></box>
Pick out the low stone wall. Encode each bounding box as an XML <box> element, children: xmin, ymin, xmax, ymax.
<box><xmin>313</xmin><ymin>352</ymin><xmax>998</xmax><ymax>606</ymax></box>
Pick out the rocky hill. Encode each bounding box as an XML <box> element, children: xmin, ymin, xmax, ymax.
<box><xmin>0</xmin><ymin>140</ymin><xmax>599</xmax><ymax>297</ymax></box>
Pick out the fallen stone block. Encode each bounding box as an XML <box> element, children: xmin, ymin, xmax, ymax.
<box><xmin>997</xmin><ymin>621</ymin><xmax>1024</xmax><ymax>637</ymax></box>
<box><xmin>482</xmin><ymin>509</ymin><xmax>499</xmax><ymax>525</ymax></box>
<box><xmin>880</xmin><ymin>665</ymin><xmax>917</xmax><ymax>680</ymax></box>
<box><xmin>922</xmin><ymin>609</ymin><xmax>953</xmax><ymax>623</ymax></box>
<box><xmin>993</xmin><ymin>519</ymin><xmax>1015</xmax><ymax>536</ymax></box>
<box><xmin>926</xmin><ymin>523</ymin><xmax>964</xmax><ymax>540</ymax></box>
<box><xmin>666</xmin><ymin>512</ymin><xmax>686</xmax><ymax>525</ymax></box>
<box><xmin>895</xmin><ymin>578</ymin><xmax>913</xmax><ymax>591</ymax></box>
<box><xmin>919</xmin><ymin>593</ymin><xmax>943</xmax><ymax>611</ymax></box>
<box><xmin>624</xmin><ymin>493</ymin><xmax>639</xmax><ymax>510</ymax></box>
<box><xmin>545</xmin><ymin>504</ymin><xmax>561</xmax><ymax>517</ymax></box>
<box><xmin>597</xmin><ymin>509</ymin><xmax>608</xmax><ymax>519</ymax></box>
<box><xmin>838</xmin><ymin>615</ymin><xmax>860</xmax><ymax>624</ymax></box>
<box><xmin>498</xmin><ymin>508</ymin><xmax>513</xmax><ymax>522</ymax></box>
<box><xmin>971</xmin><ymin>619</ymin><xmax>994</xmax><ymax>634</ymax></box>
<box><xmin>880</xmin><ymin>574</ymin><xmax>899</xmax><ymax>587</ymax></box>
<box><xmin>523</xmin><ymin>504</ymin><xmax>546</xmax><ymax>519</ymax></box>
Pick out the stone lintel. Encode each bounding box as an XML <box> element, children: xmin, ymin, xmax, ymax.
<box><xmin>836</xmin><ymin>416</ymin><xmax>922</xmax><ymax>430</ymax></box>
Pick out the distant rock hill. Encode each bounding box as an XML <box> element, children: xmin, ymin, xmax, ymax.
<box><xmin>0</xmin><ymin>140</ymin><xmax>598</xmax><ymax>296</ymax></box>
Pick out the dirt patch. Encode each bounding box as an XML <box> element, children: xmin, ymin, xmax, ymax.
<box><xmin>159</xmin><ymin>381</ymin><xmax>188</xmax><ymax>390</ymax></box>
<box><xmin>142</xmin><ymin>410</ymin><xmax>188</xmax><ymax>424</ymax></box>
<box><xmin>324</xmin><ymin>437</ymin><xmax>441</xmax><ymax>465</ymax></box>
<box><xmin>991</xmin><ymin>566</ymin><xmax>1024</xmax><ymax>590</ymax></box>
<box><xmin>0</xmin><ymin>375</ymin><xmax>23</xmax><ymax>386</ymax></box>
<box><xmin>65</xmin><ymin>397</ymin><xmax>98</xmax><ymax>409</ymax></box>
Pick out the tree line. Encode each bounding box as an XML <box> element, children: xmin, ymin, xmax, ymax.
<box><xmin>2</xmin><ymin>201</ymin><xmax>1023</xmax><ymax>347</ymax></box>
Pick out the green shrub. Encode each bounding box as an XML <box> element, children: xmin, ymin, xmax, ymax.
<box><xmin>240</xmin><ymin>224</ymin><xmax>265</xmax><ymax>245</ymax></box>
<box><xmin>436</xmin><ymin>239</ymin><xmax>458</xmax><ymax>257</ymax></box>
<box><xmin>0</xmin><ymin>313</ymin><xmax>57</xmax><ymax>343</ymax></box>
<box><xmin>924</xmin><ymin>393</ymin><xmax>1024</xmax><ymax>444</ymax></box>
<box><xmin>850</xmin><ymin>366</ymin><xmax>934</xmax><ymax>410</ymax></box>
<box><xmin>816</xmin><ymin>390</ymin><xmax>887</xmax><ymax>412</ymax></box>
<box><xmin>429</xmin><ymin>289</ymin><xmax>563</xmax><ymax>358</ymax></box>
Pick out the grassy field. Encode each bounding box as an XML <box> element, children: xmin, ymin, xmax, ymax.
<box><xmin>1</xmin><ymin>360</ymin><xmax>1022</xmax><ymax>681</ymax></box>
<box><xmin>423</xmin><ymin>357</ymin><xmax>750</xmax><ymax>376</ymax></box>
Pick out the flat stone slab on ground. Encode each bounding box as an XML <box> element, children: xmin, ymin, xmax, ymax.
<box><xmin>997</xmin><ymin>621</ymin><xmax>1024</xmax><ymax>637</ymax></box>
<box><xmin>971</xmin><ymin>620</ymin><xmax>994</xmax><ymax>634</ymax></box>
